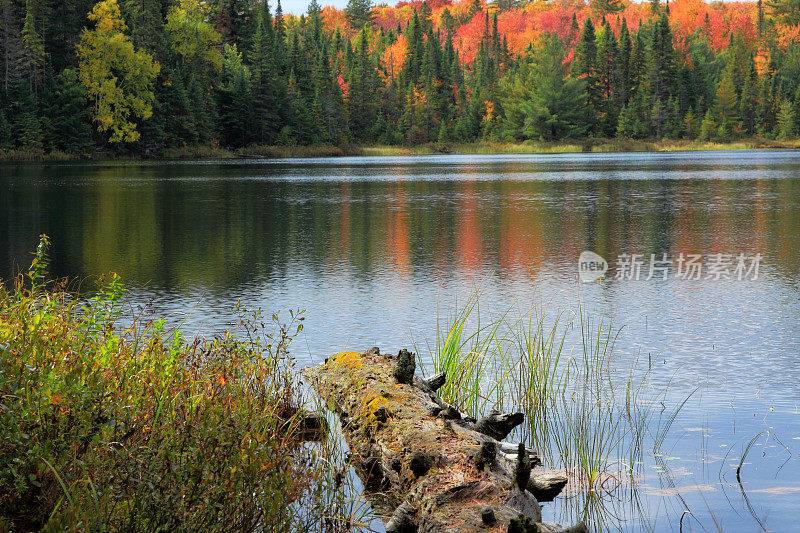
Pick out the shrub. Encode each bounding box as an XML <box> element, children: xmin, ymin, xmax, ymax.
<box><xmin>0</xmin><ymin>237</ymin><xmax>320</xmax><ymax>531</ymax></box>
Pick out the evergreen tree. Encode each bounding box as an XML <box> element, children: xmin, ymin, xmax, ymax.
<box><xmin>617</xmin><ymin>19</ymin><xmax>632</xmax><ymax>105</ymax></box>
<box><xmin>218</xmin><ymin>44</ymin><xmax>254</xmax><ymax>148</ymax></box>
<box><xmin>592</xmin><ymin>0</ymin><xmax>624</xmax><ymax>18</ymax></box>
<box><xmin>767</xmin><ymin>0</ymin><xmax>800</xmax><ymax>27</ymax></box>
<box><xmin>346</xmin><ymin>28</ymin><xmax>379</xmax><ymax>141</ymax></box>
<box><xmin>575</xmin><ymin>19</ymin><xmax>599</xmax><ymax>130</ymax></box>
<box><xmin>683</xmin><ymin>108</ymin><xmax>698</xmax><ymax>139</ymax></box>
<box><xmin>616</xmin><ymin>93</ymin><xmax>650</xmax><ymax>138</ymax></box>
<box><xmin>739</xmin><ymin>62</ymin><xmax>758</xmax><ymax>135</ymax></box>
<box><xmin>213</xmin><ymin>0</ymin><xmax>254</xmax><ymax>47</ymax></box>
<box><xmin>596</xmin><ymin>22</ymin><xmax>620</xmax><ymax>136</ymax></box>
<box><xmin>714</xmin><ymin>64</ymin><xmax>740</xmax><ymax>139</ymax></box>
<box><xmin>20</xmin><ymin>0</ymin><xmax>44</xmax><ymax>95</ymax></box>
<box><xmin>42</xmin><ymin>68</ymin><xmax>93</xmax><ymax>154</ymax></box>
<box><xmin>501</xmin><ymin>34</ymin><xmax>587</xmax><ymax>140</ymax></box>
<box><xmin>647</xmin><ymin>14</ymin><xmax>679</xmax><ymax>136</ymax></box>
<box><xmin>249</xmin><ymin>0</ymin><xmax>287</xmax><ymax>144</ymax></box>
<box><xmin>345</xmin><ymin>0</ymin><xmax>373</xmax><ymax>29</ymax></box>
<box><xmin>776</xmin><ymin>98</ymin><xmax>796</xmax><ymax>139</ymax></box>
<box><xmin>756</xmin><ymin>72</ymin><xmax>776</xmax><ymax>135</ymax></box>
<box><xmin>699</xmin><ymin>109</ymin><xmax>717</xmax><ymax>140</ymax></box>
<box><xmin>0</xmin><ymin>106</ymin><xmax>10</xmax><ymax>149</ymax></box>
<box><xmin>15</xmin><ymin>90</ymin><xmax>42</xmax><ymax>149</ymax></box>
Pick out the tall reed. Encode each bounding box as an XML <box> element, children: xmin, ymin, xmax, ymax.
<box><xmin>422</xmin><ymin>294</ymin><xmax>683</xmax><ymax>529</ymax></box>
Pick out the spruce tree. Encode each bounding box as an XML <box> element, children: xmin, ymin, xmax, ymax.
<box><xmin>43</xmin><ymin>68</ymin><xmax>93</xmax><ymax>155</ymax></box>
<box><xmin>776</xmin><ymin>98</ymin><xmax>796</xmax><ymax>139</ymax></box>
<box><xmin>218</xmin><ymin>44</ymin><xmax>254</xmax><ymax>148</ymax></box>
<box><xmin>346</xmin><ymin>29</ymin><xmax>379</xmax><ymax>141</ymax></box>
<box><xmin>596</xmin><ymin>22</ymin><xmax>620</xmax><ymax>136</ymax></box>
<box><xmin>345</xmin><ymin>0</ymin><xmax>373</xmax><ymax>29</ymax></box>
<box><xmin>20</xmin><ymin>0</ymin><xmax>44</xmax><ymax>95</ymax></box>
<box><xmin>575</xmin><ymin>19</ymin><xmax>599</xmax><ymax>131</ymax></box>
<box><xmin>617</xmin><ymin>19</ymin><xmax>632</xmax><ymax>105</ymax></box>
<box><xmin>739</xmin><ymin>62</ymin><xmax>758</xmax><ymax>136</ymax></box>
<box><xmin>699</xmin><ymin>109</ymin><xmax>717</xmax><ymax>140</ymax></box>
<box><xmin>714</xmin><ymin>65</ymin><xmax>740</xmax><ymax>139</ymax></box>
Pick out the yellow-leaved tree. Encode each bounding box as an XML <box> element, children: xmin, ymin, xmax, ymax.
<box><xmin>77</xmin><ymin>0</ymin><xmax>160</xmax><ymax>143</ymax></box>
<box><xmin>166</xmin><ymin>0</ymin><xmax>222</xmax><ymax>69</ymax></box>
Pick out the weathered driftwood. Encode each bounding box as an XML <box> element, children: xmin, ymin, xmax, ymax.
<box><xmin>304</xmin><ymin>347</ymin><xmax>586</xmax><ymax>533</ymax></box>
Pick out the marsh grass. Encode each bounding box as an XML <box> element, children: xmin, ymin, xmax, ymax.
<box><xmin>236</xmin><ymin>144</ymin><xmax>363</xmax><ymax>158</ymax></box>
<box><xmin>420</xmin><ymin>293</ymin><xmax>691</xmax><ymax>528</ymax></box>
<box><xmin>162</xmin><ymin>145</ymin><xmax>236</xmax><ymax>159</ymax></box>
<box><xmin>361</xmin><ymin>137</ymin><xmax>800</xmax><ymax>157</ymax></box>
<box><xmin>0</xmin><ymin>237</ymin><xmax>351</xmax><ymax>531</ymax></box>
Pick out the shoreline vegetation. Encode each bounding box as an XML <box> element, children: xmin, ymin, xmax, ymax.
<box><xmin>1</xmin><ymin>137</ymin><xmax>799</xmax><ymax>163</ymax></box>
<box><xmin>0</xmin><ymin>238</ymin><xmax>358</xmax><ymax>531</ymax></box>
<box><xmin>1</xmin><ymin>238</ymin><xmax>690</xmax><ymax>531</ymax></box>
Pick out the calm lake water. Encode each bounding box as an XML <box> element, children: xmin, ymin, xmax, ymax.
<box><xmin>2</xmin><ymin>151</ymin><xmax>799</xmax><ymax>531</ymax></box>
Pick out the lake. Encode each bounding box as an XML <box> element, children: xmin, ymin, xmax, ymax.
<box><xmin>2</xmin><ymin>151</ymin><xmax>799</xmax><ymax>531</ymax></box>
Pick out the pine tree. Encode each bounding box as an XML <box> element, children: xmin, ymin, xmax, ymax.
<box><xmin>249</xmin><ymin>0</ymin><xmax>287</xmax><ymax>144</ymax></box>
<box><xmin>647</xmin><ymin>14</ymin><xmax>679</xmax><ymax>135</ymax></box>
<box><xmin>617</xmin><ymin>97</ymin><xmax>650</xmax><ymax>138</ymax></box>
<box><xmin>345</xmin><ymin>0</ymin><xmax>373</xmax><ymax>29</ymax></box>
<box><xmin>501</xmin><ymin>34</ymin><xmax>587</xmax><ymax>140</ymax></box>
<box><xmin>628</xmin><ymin>29</ymin><xmax>646</xmax><ymax>98</ymax></box>
<box><xmin>767</xmin><ymin>0</ymin><xmax>800</xmax><ymax>27</ymax></box>
<box><xmin>214</xmin><ymin>0</ymin><xmax>253</xmax><ymax>47</ymax></box>
<box><xmin>20</xmin><ymin>0</ymin><xmax>45</xmax><ymax>95</ymax></box>
<box><xmin>699</xmin><ymin>109</ymin><xmax>717</xmax><ymax>140</ymax></box>
<box><xmin>592</xmin><ymin>0</ymin><xmax>624</xmax><ymax>18</ymax></box>
<box><xmin>683</xmin><ymin>108</ymin><xmax>698</xmax><ymax>139</ymax></box>
<box><xmin>42</xmin><ymin>68</ymin><xmax>93</xmax><ymax>154</ymax></box>
<box><xmin>570</xmin><ymin>13</ymin><xmax>579</xmax><ymax>41</ymax></box>
<box><xmin>739</xmin><ymin>62</ymin><xmax>758</xmax><ymax>135</ymax></box>
<box><xmin>347</xmin><ymin>28</ymin><xmax>379</xmax><ymax>141</ymax></box>
<box><xmin>776</xmin><ymin>98</ymin><xmax>796</xmax><ymax>139</ymax></box>
<box><xmin>617</xmin><ymin>18</ymin><xmax>632</xmax><ymax>105</ymax></box>
<box><xmin>756</xmin><ymin>73</ymin><xmax>776</xmax><ymax>135</ymax></box>
<box><xmin>15</xmin><ymin>90</ymin><xmax>42</xmax><ymax>149</ymax></box>
<box><xmin>0</xmin><ymin>105</ymin><xmax>11</xmax><ymax>149</ymax></box>
<box><xmin>575</xmin><ymin>19</ymin><xmax>599</xmax><ymax>130</ymax></box>
<box><xmin>714</xmin><ymin>65</ymin><xmax>740</xmax><ymax>139</ymax></box>
<box><xmin>596</xmin><ymin>22</ymin><xmax>620</xmax><ymax>136</ymax></box>
<box><xmin>402</xmin><ymin>10</ymin><xmax>423</xmax><ymax>86</ymax></box>
<box><xmin>218</xmin><ymin>44</ymin><xmax>254</xmax><ymax>147</ymax></box>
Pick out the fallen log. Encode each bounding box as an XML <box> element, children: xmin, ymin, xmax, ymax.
<box><xmin>303</xmin><ymin>347</ymin><xmax>586</xmax><ymax>533</ymax></box>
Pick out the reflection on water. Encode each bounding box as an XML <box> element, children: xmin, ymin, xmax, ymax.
<box><xmin>2</xmin><ymin>151</ymin><xmax>799</xmax><ymax>531</ymax></box>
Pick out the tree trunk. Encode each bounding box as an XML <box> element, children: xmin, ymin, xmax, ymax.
<box><xmin>303</xmin><ymin>348</ymin><xmax>586</xmax><ymax>533</ymax></box>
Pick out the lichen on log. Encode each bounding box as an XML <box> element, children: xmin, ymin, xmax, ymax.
<box><xmin>303</xmin><ymin>348</ymin><xmax>586</xmax><ymax>533</ymax></box>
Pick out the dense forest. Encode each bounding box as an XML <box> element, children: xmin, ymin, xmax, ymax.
<box><xmin>0</xmin><ymin>0</ymin><xmax>799</xmax><ymax>157</ymax></box>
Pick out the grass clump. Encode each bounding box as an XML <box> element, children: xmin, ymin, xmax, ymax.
<box><xmin>423</xmin><ymin>294</ymin><xmax>689</xmax><ymax>528</ymax></box>
<box><xmin>236</xmin><ymin>144</ymin><xmax>363</xmax><ymax>158</ymax></box>
<box><xmin>161</xmin><ymin>145</ymin><xmax>236</xmax><ymax>159</ymax></box>
<box><xmin>0</xmin><ymin>237</ymin><xmax>328</xmax><ymax>531</ymax></box>
<box><xmin>0</xmin><ymin>149</ymin><xmax>82</xmax><ymax>162</ymax></box>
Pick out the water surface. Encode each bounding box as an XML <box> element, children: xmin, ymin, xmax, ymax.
<box><xmin>2</xmin><ymin>151</ymin><xmax>799</xmax><ymax>531</ymax></box>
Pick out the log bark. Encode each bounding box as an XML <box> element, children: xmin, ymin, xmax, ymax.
<box><xmin>303</xmin><ymin>348</ymin><xmax>586</xmax><ymax>533</ymax></box>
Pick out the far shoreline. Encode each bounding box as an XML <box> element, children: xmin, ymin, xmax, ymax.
<box><xmin>1</xmin><ymin>137</ymin><xmax>799</xmax><ymax>163</ymax></box>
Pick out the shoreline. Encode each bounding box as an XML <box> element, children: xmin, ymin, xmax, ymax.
<box><xmin>1</xmin><ymin>137</ymin><xmax>799</xmax><ymax>163</ymax></box>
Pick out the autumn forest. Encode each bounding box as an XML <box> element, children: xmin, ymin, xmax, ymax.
<box><xmin>1</xmin><ymin>0</ymin><xmax>799</xmax><ymax>158</ymax></box>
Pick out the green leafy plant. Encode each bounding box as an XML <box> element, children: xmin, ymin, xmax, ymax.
<box><xmin>0</xmin><ymin>236</ymin><xmax>337</xmax><ymax>531</ymax></box>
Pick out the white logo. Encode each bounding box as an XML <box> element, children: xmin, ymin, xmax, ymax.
<box><xmin>579</xmin><ymin>251</ymin><xmax>608</xmax><ymax>282</ymax></box>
